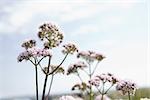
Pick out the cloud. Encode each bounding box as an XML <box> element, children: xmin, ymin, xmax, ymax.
<box><xmin>0</xmin><ymin>0</ymin><xmax>139</xmax><ymax>34</ymax></box>
<box><xmin>70</xmin><ymin>24</ymin><xmax>100</xmax><ymax>36</ymax></box>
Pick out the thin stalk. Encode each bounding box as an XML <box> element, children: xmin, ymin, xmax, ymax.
<box><xmin>35</xmin><ymin>66</ymin><xmax>39</xmax><ymax>100</ymax></box>
<box><xmin>88</xmin><ymin>62</ymin><xmax>93</xmax><ymax>100</ymax></box>
<box><xmin>42</xmin><ymin>53</ymin><xmax>68</xmax><ymax>100</ymax></box>
<box><xmin>46</xmin><ymin>74</ymin><xmax>54</xmax><ymax>100</ymax></box>
<box><xmin>76</xmin><ymin>72</ymin><xmax>90</xmax><ymax>95</ymax></box>
<box><xmin>104</xmin><ymin>84</ymin><xmax>113</xmax><ymax>94</ymax></box>
<box><xmin>81</xmin><ymin>69</ymin><xmax>89</xmax><ymax>76</ymax></box>
<box><xmin>96</xmin><ymin>87</ymin><xmax>102</xmax><ymax>94</ymax></box>
<box><xmin>42</xmin><ymin>55</ymin><xmax>51</xmax><ymax>100</ymax></box>
<box><xmin>38</xmin><ymin>63</ymin><xmax>45</xmax><ymax>73</ymax></box>
<box><xmin>101</xmin><ymin>94</ymin><xmax>104</xmax><ymax>100</ymax></box>
<box><xmin>128</xmin><ymin>92</ymin><xmax>131</xmax><ymax>100</ymax></box>
<box><xmin>77</xmin><ymin>72</ymin><xmax>83</xmax><ymax>82</ymax></box>
<box><xmin>91</xmin><ymin>61</ymin><xmax>99</xmax><ymax>75</ymax></box>
<box><xmin>37</xmin><ymin>57</ymin><xmax>45</xmax><ymax>65</ymax></box>
<box><xmin>29</xmin><ymin>58</ymin><xmax>39</xmax><ymax>100</ymax></box>
<box><xmin>49</xmin><ymin>53</ymin><xmax>68</xmax><ymax>75</ymax></box>
<box><xmin>101</xmin><ymin>82</ymin><xmax>105</xmax><ymax>100</ymax></box>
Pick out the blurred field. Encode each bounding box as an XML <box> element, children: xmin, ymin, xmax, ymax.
<box><xmin>107</xmin><ymin>87</ymin><xmax>150</xmax><ymax>100</ymax></box>
<box><xmin>1</xmin><ymin>87</ymin><xmax>150</xmax><ymax>100</ymax></box>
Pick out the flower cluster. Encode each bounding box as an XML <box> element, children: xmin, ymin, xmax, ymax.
<box><xmin>62</xmin><ymin>43</ymin><xmax>78</xmax><ymax>54</ymax></box>
<box><xmin>89</xmin><ymin>73</ymin><xmax>118</xmax><ymax>87</ymax></box>
<box><xmin>67</xmin><ymin>61</ymin><xmax>87</xmax><ymax>75</ymax></box>
<box><xmin>96</xmin><ymin>73</ymin><xmax>118</xmax><ymax>84</ymax></box>
<box><xmin>71</xmin><ymin>82</ymin><xmax>90</xmax><ymax>92</ymax></box>
<box><xmin>17</xmin><ymin>48</ymin><xmax>51</xmax><ymax>62</ymax></box>
<box><xmin>89</xmin><ymin>78</ymin><xmax>100</xmax><ymax>87</ymax></box>
<box><xmin>21</xmin><ymin>39</ymin><xmax>36</xmax><ymax>49</ymax></box>
<box><xmin>116</xmin><ymin>80</ymin><xmax>136</xmax><ymax>95</ymax></box>
<box><xmin>38</xmin><ymin>23</ymin><xmax>63</xmax><ymax>49</ymax></box>
<box><xmin>43</xmin><ymin>65</ymin><xmax>64</xmax><ymax>75</ymax></box>
<box><xmin>77</xmin><ymin>50</ymin><xmax>105</xmax><ymax>62</ymax></box>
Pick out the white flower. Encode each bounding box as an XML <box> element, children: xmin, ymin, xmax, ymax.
<box><xmin>77</xmin><ymin>50</ymin><xmax>105</xmax><ymax>62</ymax></box>
<box><xmin>59</xmin><ymin>95</ymin><xmax>76</xmax><ymax>100</ymax></box>
<box><xmin>67</xmin><ymin>61</ymin><xmax>87</xmax><ymax>75</ymax></box>
<box><xmin>38</xmin><ymin>23</ymin><xmax>63</xmax><ymax>49</ymax></box>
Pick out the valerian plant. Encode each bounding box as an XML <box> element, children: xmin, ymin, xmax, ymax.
<box><xmin>66</xmin><ymin>51</ymin><xmax>137</xmax><ymax>100</ymax></box>
<box><xmin>66</xmin><ymin>50</ymin><xmax>105</xmax><ymax>100</ymax></box>
<box><xmin>17</xmin><ymin>23</ymin><xmax>78</xmax><ymax>100</ymax></box>
<box><xmin>18</xmin><ymin>22</ymin><xmax>137</xmax><ymax>100</ymax></box>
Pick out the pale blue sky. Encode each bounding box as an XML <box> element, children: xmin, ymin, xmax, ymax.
<box><xmin>0</xmin><ymin>0</ymin><xmax>149</xmax><ymax>98</ymax></box>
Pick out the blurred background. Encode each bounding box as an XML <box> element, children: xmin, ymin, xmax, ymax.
<box><xmin>0</xmin><ymin>0</ymin><xmax>149</xmax><ymax>99</ymax></box>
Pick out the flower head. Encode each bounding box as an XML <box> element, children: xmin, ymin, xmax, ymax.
<box><xmin>95</xmin><ymin>73</ymin><xmax>118</xmax><ymax>84</ymax></box>
<box><xmin>89</xmin><ymin>73</ymin><xmax>118</xmax><ymax>87</ymax></box>
<box><xmin>116</xmin><ymin>80</ymin><xmax>137</xmax><ymax>95</ymax></box>
<box><xmin>89</xmin><ymin>77</ymin><xmax>100</xmax><ymax>87</ymax></box>
<box><xmin>77</xmin><ymin>50</ymin><xmax>105</xmax><ymax>62</ymax></box>
<box><xmin>17</xmin><ymin>48</ymin><xmax>51</xmax><ymax>62</ymax></box>
<box><xmin>43</xmin><ymin>65</ymin><xmax>64</xmax><ymax>75</ymax></box>
<box><xmin>62</xmin><ymin>43</ymin><xmax>78</xmax><ymax>54</ymax></box>
<box><xmin>38</xmin><ymin>23</ymin><xmax>63</xmax><ymax>49</ymax></box>
<box><xmin>21</xmin><ymin>39</ymin><xmax>36</xmax><ymax>49</ymax></box>
<box><xmin>71</xmin><ymin>82</ymin><xmax>90</xmax><ymax>91</ymax></box>
<box><xmin>67</xmin><ymin>61</ymin><xmax>87</xmax><ymax>75</ymax></box>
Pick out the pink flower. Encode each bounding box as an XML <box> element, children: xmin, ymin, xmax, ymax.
<box><xmin>67</xmin><ymin>61</ymin><xmax>87</xmax><ymax>75</ymax></box>
<box><xmin>89</xmin><ymin>78</ymin><xmax>100</xmax><ymax>87</ymax></box>
<box><xmin>77</xmin><ymin>50</ymin><xmax>105</xmax><ymax>62</ymax></box>
<box><xmin>89</xmin><ymin>73</ymin><xmax>118</xmax><ymax>87</ymax></box>
<box><xmin>116</xmin><ymin>80</ymin><xmax>136</xmax><ymax>95</ymax></box>
<box><xmin>17</xmin><ymin>48</ymin><xmax>51</xmax><ymax>62</ymax></box>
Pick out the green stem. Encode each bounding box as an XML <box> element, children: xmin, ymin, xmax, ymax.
<box><xmin>128</xmin><ymin>92</ymin><xmax>131</xmax><ymax>100</ymax></box>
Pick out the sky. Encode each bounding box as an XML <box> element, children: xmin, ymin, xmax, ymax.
<box><xmin>0</xmin><ymin>0</ymin><xmax>149</xmax><ymax>98</ymax></box>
